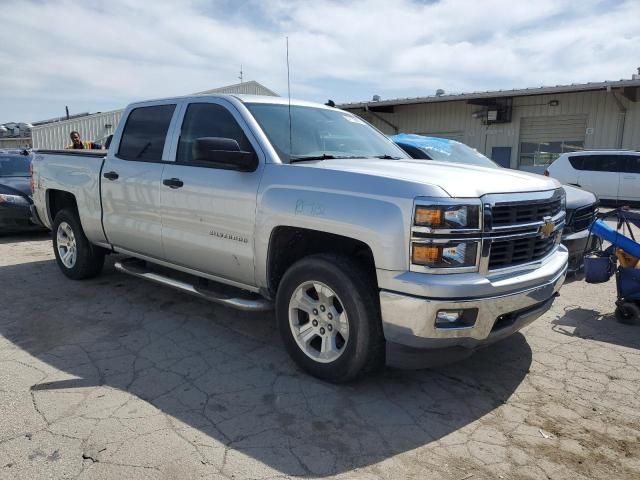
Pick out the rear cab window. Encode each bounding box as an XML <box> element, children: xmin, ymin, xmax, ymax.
<box><xmin>117</xmin><ymin>104</ymin><xmax>176</xmax><ymax>161</ymax></box>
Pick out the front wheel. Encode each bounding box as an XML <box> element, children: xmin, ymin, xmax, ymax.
<box><xmin>52</xmin><ymin>209</ymin><xmax>105</xmax><ymax>280</ymax></box>
<box><xmin>276</xmin><ymin>254</ymin><xmax>384</xmax><ymax>383</ymax></box>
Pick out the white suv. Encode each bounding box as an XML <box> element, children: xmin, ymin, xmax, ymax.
<box><xmin>546</xmin><ymin>150</ymin><xmax>640</xmax><ymax>202</ymax></box>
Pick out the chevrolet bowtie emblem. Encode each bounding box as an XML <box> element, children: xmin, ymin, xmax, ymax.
<box><xmin>540</xmin><ymin>216</ymin><xmax>555</xmax><ymax>239</ymax></box>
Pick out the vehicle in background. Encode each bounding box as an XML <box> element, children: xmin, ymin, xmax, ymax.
<box><xmin>31</xmin><ymin>97</ymin><xmax>568</xmax><ymax>382</ymax></box>
<box><xmin>0</xmin><ymin>149</ymin><xmax>44</xmax><ymax>234</ymax></box>
<box><xmin>392</xmin><ymin>134</ymin><xmax>598</xmax><ymax>272</ymax></box>
<box><xmin>545</xmin><ymin>150</ymin><xmax>640</xmax><ymax>204</ymax></box>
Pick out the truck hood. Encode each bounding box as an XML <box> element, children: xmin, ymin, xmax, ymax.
<box><xmin>300</xmin><ymin>158</ymin><xmax>560</xmax><ymax>198</ymax></box>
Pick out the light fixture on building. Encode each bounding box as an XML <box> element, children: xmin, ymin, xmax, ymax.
<box><xmin>549</xmin><ymin>100</ymin><xmax>560</xmax><ymax>107</ymax></box>
<box><xmin>104</xmin><ymin>123</ymin><xmax>113</xmax><ymax>129</ymax></box>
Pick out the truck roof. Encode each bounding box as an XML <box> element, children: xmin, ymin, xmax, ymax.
<box><xmin>127</xmin><ymin>93</ymin><xmax>336</xmax><ymax>111</ymax></box>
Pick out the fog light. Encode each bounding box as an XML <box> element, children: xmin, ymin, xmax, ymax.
<box><xmin>435</xmin><ymin>308</ymin><xmax>478</xmax><ymax>329</ymax></box>
<box><xmin>436</xmin><ymin>310</ymin><xmax>462</xmax><ymax>323</ymax></box>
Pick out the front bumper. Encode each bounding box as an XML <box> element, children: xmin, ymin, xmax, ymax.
<box><xmin>379</xmin><ymin>246</ymin><xmax>568</xmax><ymax>368</ymax></box>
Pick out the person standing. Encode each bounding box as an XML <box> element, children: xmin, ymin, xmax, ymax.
<box><xmin>66</xmin><ymin>131</ymin><xmax>101</xmax><ymax>150</ymax></box>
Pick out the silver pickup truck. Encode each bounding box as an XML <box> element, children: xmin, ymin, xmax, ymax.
<box><xmin>31</xmin><ymin>94</ymin><xmax>568</xmax><ymax>382</ymax></box>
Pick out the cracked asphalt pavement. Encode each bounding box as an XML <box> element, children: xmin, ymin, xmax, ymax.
<box><xmin>1</xmin><ymin>233</ymin><xmax>639</xmax><ymax>479</ymax></box>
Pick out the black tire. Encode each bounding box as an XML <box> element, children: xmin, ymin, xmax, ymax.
<box><xmin>52</xmin><ymin>209</ymin><xmax>105</xmax><ymax>280</ymax></box>
<box><xmin>615</xmin><ymin>302</ymin><xmax>640</xmax><ymax>325</ymax></box>
<box><xmin>276</xmin><ymin>253</ymin><xmax>384</xmax><ymax>383</ymax></box>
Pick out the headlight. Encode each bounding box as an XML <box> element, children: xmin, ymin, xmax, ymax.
<box><xmin>412</xmin><ymin>241</ymin><xmax>479</xmax><ymax>269</ymax></box>
<box><xmin>412</xmin><ymin>199</ymin><xmax>482</xmax><ymax>272</ymax></box>
<box><xmin>0</xmin><ymin>194</ymin><xmax>29</xmax><ymax>205</ymax></box>
<box><xmin>415</xmin><ymin>204</ymin><xmax>480</xmax><ymax>230</ymax></box>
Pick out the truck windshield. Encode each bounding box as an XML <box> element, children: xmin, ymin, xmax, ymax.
<box><xmin>0</xmin><ymin>154</ymin><xmax>30</xmax><ymax>177</ymax></box>
<box><xmin>245</xmin><ymin>103</ymin><xmax>408</xmax><ymax>163</ymax></box>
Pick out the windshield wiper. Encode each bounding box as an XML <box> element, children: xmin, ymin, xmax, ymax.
<box><xmin>372</xmin><ymin>154</ymin><xmax>402</xmax><ymax>159</ymax></box>
<box><xmin>289</xmin><ymin>154</ymin><xmax>362</xmax><ymax>163</ymax></box>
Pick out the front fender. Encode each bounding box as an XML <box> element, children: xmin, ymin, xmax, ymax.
<box><xmin>255</xmin><ymin>185</ymin><xmax>410</xmax><ymax>275</ymax></box>
<box><xmin>253</xmin><ymin>163</ymin><xmax>451</xmax><ymax>289</ymax></box>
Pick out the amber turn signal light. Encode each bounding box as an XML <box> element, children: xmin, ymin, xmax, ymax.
<box><xmin>412</xmin><ymin>244</ymin><xmax>441</xmax><ymax>264</ymax></box>
<box><xmin>415</xmin><ymin>207</ymin><xmax>442</xmax><ymax>227</ymax></box>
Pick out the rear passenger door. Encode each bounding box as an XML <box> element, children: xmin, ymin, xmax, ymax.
<box><xmin>159</xmin><ymin>99</ymin><xmax>264</xmax><ymax>286</ymax></box>
<box><xmin>101</xmin><ymin>103</ymin><xmax>177</xmax><ymax>258</ymax></box>
<box><xmin>619</xmin><ymin>155</ymin><xmax>640</xmax><ymax>202</ymax></box>
<box><xmin>576</xmin><ymin>155</ymin><xmax>621</xmax><ymax>201</ymax></box>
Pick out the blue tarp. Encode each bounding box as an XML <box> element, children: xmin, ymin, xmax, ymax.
<box><xmin>391</xmin><ymin>134</ymin><xmax>454</xmax><ymax>153</ymax></box>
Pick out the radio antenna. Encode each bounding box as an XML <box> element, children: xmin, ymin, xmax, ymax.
<box><xmin>286</xmin><ymin>36</ymin><xmax>292</xmax><ymax>159</ymax></box>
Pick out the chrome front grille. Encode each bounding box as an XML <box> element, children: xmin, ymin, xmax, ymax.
<box><xmin>488</xmin><ymin>235</ymin><xmax>557</xmax><ymax>269</ymax></box>
<box><xmin>491</xmin><ymin>197</ymin><xmax>562</xmax><ymax>227</ymax></box>
<box><xmin>483</xmin><ymin>190</ymin><xmax>565</xmax><ymax>272</ymax></box>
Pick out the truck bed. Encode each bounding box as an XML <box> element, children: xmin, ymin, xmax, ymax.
<box><xmin>31</xmin><ymin>149</ymin><xmax>107</xmax><ymax>245</ymax></box>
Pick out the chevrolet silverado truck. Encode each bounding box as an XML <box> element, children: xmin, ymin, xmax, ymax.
<box><xmin>31</xmin><ymin>94</ymin><xmax>568</xmax><ymax>382</ymax></box>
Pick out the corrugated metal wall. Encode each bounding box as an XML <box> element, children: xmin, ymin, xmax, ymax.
<box><xmin>200</xmin><ymin>81</ymin><xmax>278</xmax><ymax>97</ymax></box>
<box><xmin>32</xmin><ymin>110</ymin><xmax>123</xmax><ymax>149</ymax></box>
<box><xmin>622</xmin><ymin>100</ymin><xmax>640</xmax><ymax>149</ymax></box>
<box><xmin>346</xmin><ymin>89</ymin><xmax>640</xmax><ymax>169</ymax></box>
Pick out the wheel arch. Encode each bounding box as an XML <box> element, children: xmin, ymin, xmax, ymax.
<box><xmin>266</xmin><ymin>226</ymin><xmax>377</xmax><ymax>297</ymax></box>
<box><xmin>46</xmin><ymin>189</ymin><xmax>78</xmax><ymax>225</ymax></box>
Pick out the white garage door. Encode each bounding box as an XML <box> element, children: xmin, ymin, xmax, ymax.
<box><xmin>519</xmin><ymin>114</ymin><xmax>587</xmax><ymax>172</ymax></box>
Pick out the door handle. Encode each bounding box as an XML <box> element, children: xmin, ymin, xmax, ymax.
<box><xmin>163</xmin><ymin>178</ymin><xmax>184</xmax><ymax>189</ymax></box>
<box><xmin>103</xmin><ymin>171</ymin><xmax>119</xmax><ymax>181</ymax></box>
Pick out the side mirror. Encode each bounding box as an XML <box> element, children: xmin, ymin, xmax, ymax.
<box><xmin>193</xmin><ymin>137</ymin><xmax>258</xmax><ymax>172</ymax></box>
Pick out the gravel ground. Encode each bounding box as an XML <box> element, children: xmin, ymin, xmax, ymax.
<box><xmin>0</xmin><ymin>232</ymin><xmax>639</xmax><ymax>480</ymax></box>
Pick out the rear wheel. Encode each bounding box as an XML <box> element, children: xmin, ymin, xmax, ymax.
<box><xmin>52</xmin><ymin>209</ymin><xmax>105</xmax><ymax>280</ymax></box>
<box><xmin>615</xmin><ymin>302</ymin><xmax>640</xmax><ymax>325</ymax></box>
<box><xmin>276</xmin><ymin>254</ymin><xmax>384</xmax><ymax>383</ymax></box>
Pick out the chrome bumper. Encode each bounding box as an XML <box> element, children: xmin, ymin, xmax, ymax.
<box><xmin>379</xmin><ymin>247</ymin><xmax>567</xmax><ymax>351</ymax></box>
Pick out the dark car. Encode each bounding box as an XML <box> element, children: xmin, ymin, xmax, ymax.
<box><xmin>0</xmin><ymin>150</ymin><xmax>44</xmax><ymax>234</ymax></box>
<box><xmin>392</xmin><ymin>134</ymin><xmax>598</xmax><ymax>272</ymax></box>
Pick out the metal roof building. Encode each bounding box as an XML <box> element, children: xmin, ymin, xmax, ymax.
<box><xmin>339</xmin><ymin>73</ymin><xmax>640</xmax><ymax>173</ymax></box>
<box><xmin>195</xmin><ymin>80</ymin><xmax>279</xmax><ymax>97</ymax></box>
<box><xmin>31</xmin><ymin>80</ymin><xmax>278</xmax><ymax>149</ymax></box>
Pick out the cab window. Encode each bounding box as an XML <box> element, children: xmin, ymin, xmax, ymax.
<box><xmin>117</xmin><ymin>104</ymin><xmax>176</xmax><ymax>161</ymax></box>
<box><xmin>176</xmin><ymin>103</ymin><xmax>253</xmax><ymax>164</ymax></box>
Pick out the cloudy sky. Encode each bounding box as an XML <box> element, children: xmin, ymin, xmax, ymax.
<box><xmin>0</xmin><ymin>0</ymin><xmax>638</xmax><ymax>123</ymax></box>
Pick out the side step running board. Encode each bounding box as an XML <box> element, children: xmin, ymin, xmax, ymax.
<box><xmin>114</xmin><ymin>258</ymin><xmax>273</xmax><ymax>312</ymax></box>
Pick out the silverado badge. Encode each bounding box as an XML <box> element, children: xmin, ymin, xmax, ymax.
<box><xmin>539</xmin><ymin>216</ymin><xmax>555</xmax><ymax>239</ymax></box>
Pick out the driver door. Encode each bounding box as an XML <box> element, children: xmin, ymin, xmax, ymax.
<box><xmin>159</xmin><ymin>99</ymin><xmax>265</xmax><ymax>286</ymax></box>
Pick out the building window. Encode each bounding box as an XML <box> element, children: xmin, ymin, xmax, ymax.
<box><xmin>519</xmin><ymin>141</ymin><xmax>584</xmax><ymax>167</ymax></box>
